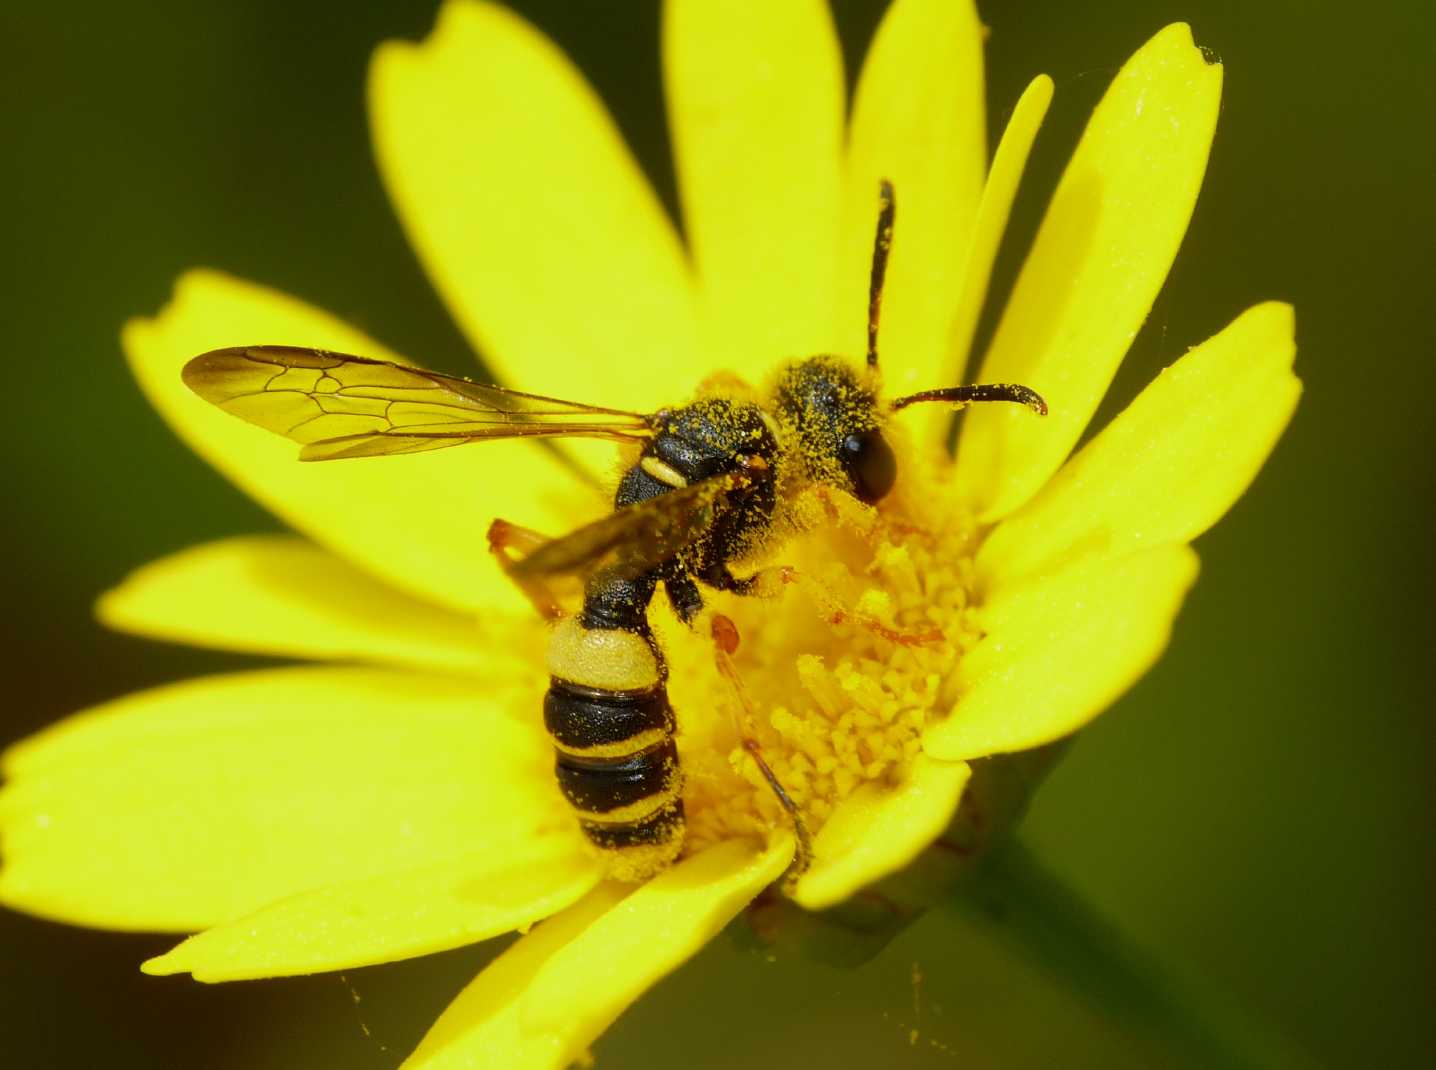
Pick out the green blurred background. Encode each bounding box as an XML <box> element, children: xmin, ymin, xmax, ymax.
<box><xmin>2</xmin><ymin>0</ymin><xmax>1431</xmax><ymax>1066</ymax></box>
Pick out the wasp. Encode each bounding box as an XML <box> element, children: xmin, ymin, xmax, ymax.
<box><xmin>182</xmin><ymin>182</ymin><xmax>1046</xmax><ymax>882</ymax></box>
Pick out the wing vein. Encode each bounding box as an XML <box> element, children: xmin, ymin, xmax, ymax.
<box><xmin>182</xmin><ymin>345</ymin><xmax>658</xmax><ymax>459</ymax></box>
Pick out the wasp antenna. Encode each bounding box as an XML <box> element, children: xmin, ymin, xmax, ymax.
<box><xmin>890</xmin><ymin>382</ymin><xmax>1048</xmax><ymax>416</ymax></box>
<box><xmin>867</xmin><ymin>179</ymin><xmax>896</xmax><ymax>370</ymax></box>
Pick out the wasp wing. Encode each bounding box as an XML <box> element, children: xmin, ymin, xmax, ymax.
<box><xmin>182</xmin><ymin>346</ymin><xmax>656</xmax><ymax>460</ymax></box>
<box><xmin>510</xmin><ymin>469</ymin><xmax>763</xmax><ymax>584</ymax></box>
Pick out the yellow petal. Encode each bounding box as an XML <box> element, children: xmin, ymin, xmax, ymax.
<box><xmin>791</xmin><ymin>755</ymin><xmax>970</xmax><ymax>910</ymax></box>
<box><xmin>97</xmin><ymin>535</ymin><xmax>525</xmax><ymax>674</ymax></box>
<box><xmin>124</xmin><ymin>270</ymin><xmax>600</xmax><ymax>615</ymax></box>
<box><xmin>663</xmin><ymin>0</ymin><xmax>845</xmax><ymax>374</ymax></box>
<box><xmin>979</xmin><ymin>303</ymin><xmax>1300</xmax><ymax>588</ymax></box>
<box><xmin>406</xmin><ymin>837</ymin><xmax>790</xmax><ymax>1070</ymax></box>
<box><xmin>0</xmin><ymin>667</ymin><xmax>558</xmax><ymax>931</ymax></box>
<box><xmin>369</xmin><ymin>1</ymin><xmax>698</xmax><ymax>414</ymax></box>
<box><xmin>955</xmin><ymin>24</ymin><xmax>1223</xmax><ymax>521</ymax></box>
<box><xmin>915</xmin><ymin>74</ymin><xmax>1053</xmax><ymax>448</ymax></box>
<box><xmin>947</xmin><ymin>74</ymin><xmax>1053</xmax><ymax>375</ymax></box>
<box><xmin>144</xmin><ymin>837</ymin><xmax>599</xmax><ymax>981</ymax></box>
<box><xmin>924</xmin><ymin>546</ymin><xmax>1200</xmax><ymax>761</ymax></box>
<box><xmin>843</xmin><ymin>0</ymin><xmax>986</xmax><ymax>400</ymax></box>
<box><xmin>401</xmin><ymin>885</ymin><xmax>628</xmax><ymax>1070</ymax></box>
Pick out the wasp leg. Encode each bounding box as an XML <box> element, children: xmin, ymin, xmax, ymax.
<box><xmin>486</xmin><ymin>518</ymin><xmax>564</xmax><ymax>620</ymax></box>
<box><xmin>710</xmin><ymin>563</ymin><xmax>942</xmax><ymax>647</ymax></box>
<box><xmin>701</xmin><ymin>562</ymin><xmax>777</xmax><ymax>597</ymax></box>
<box><xmin>663</xmin><ymin>567</ymin><xmax>705</xmax><ymax>625</ymax></box>
<box><xmin>796</xmin><ymin>567</ymin><xmax>944</xmax><ymax>647</ymax></box>
<box><xmin>710</xmin><ymin>613</ymin><xmax>812</xmax><ymax>886</ymax></box>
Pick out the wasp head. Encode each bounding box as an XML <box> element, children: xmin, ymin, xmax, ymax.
<box><xmin>771</xmin><ymin>356</ymin><xmax>897</xmax><ymax>506</ymax></box>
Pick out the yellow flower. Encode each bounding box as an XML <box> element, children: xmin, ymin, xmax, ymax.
<box><xmin>0</xmin><ymin>1</ymin><xmax>1299</xmax><ymax>1066</ymax></box>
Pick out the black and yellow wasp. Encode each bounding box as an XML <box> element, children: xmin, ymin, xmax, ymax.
<box><xmin>182</xmin><ymin>183</ymin><xmax>1045</xmax><ymax>881</ymax></box>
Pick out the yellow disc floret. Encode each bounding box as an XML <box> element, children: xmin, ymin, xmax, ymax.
<box><xmin>665</xmin><ymin>452</ymin><xmax>983</xmax><ymax>859</ymax></box>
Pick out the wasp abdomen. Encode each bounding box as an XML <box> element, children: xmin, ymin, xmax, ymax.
<box><xmin>544</xmin><ymin>680</ymin><xmax>674</xmax><ymax>753</ymax></box>
<box><xmin>544</xmin><ymin>618</ymin><xmax>685</xmax><ymax>880</ymax></box>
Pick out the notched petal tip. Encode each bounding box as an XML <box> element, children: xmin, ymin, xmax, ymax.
<box><xmin>367</xmin><ymin>0</ymin><xmax>503</xmax><ymax>83</ymax></box>
<box><xmin>1152</xmin><ymin>22</ymin><xmax>1222</xmax><ymax>69</ymax></box>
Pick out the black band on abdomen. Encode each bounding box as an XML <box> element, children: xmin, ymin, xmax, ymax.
<box><xmin>579</xmin><ymin>800</ymin><xmax>686</xmax><ymax>849</ymax></box>
<box><xmin>544</xmin><ymin>679</ymin><xmax>674</xmax><ymax>752</ymax></box>
<box><xmin>543</xmin><ymin>579</ymin><xmax>688</xmax><ymax>878</ymax></box>
<box><xmin>554</xmin><ymin>738</ymin><xmax>679</xmax><ymax>813</ymax></box>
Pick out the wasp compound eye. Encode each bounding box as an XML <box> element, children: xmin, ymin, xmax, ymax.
<box><xmin>840</xmin><ymin>429</ymin><xmax>897</xmax><ymax>504</ymax></box>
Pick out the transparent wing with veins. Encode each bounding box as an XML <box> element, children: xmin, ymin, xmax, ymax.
<box><xmin>182</xmin><ymin>345</ymin><xmax>657</xmax><ymax>461</ymax></box>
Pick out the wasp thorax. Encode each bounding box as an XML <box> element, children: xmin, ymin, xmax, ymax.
<box><xmin>655</xmin><ymin>397</ymin><xmax>775</xmax><ymax>473</ymax></box>
<box><xmin>771</xmin><ymin>356</ymin><xmax>894</xmax><ymax>504</ymax></box>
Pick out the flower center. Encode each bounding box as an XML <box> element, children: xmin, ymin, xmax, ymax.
<box><xmin>665</xmin><ymin>456</ymin><xmax>982</xmax><ymax>858</ymax></box>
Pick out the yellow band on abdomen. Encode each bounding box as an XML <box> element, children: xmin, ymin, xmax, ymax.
<box><xmin>546</xmin><ymin>617</ymin><xmax>660</xmax><ymax>692</ymax></box>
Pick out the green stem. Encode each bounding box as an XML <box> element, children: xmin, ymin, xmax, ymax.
<box><xmin>953</xmin><ymin>838</ymin><xmax>1313</xmax><ymax>1069</ymax></box>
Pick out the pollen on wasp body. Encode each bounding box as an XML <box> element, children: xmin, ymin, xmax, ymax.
<box><xmin>179</xmin><ymin>181</ymin><xmax>1046</xmax><ymax>883</ymax></box>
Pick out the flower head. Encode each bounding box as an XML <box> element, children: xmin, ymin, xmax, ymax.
<box><xmin>0</xmin><ymin>1</ymin><xmax>1298</xmax><ymax>1066</ymax></box>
